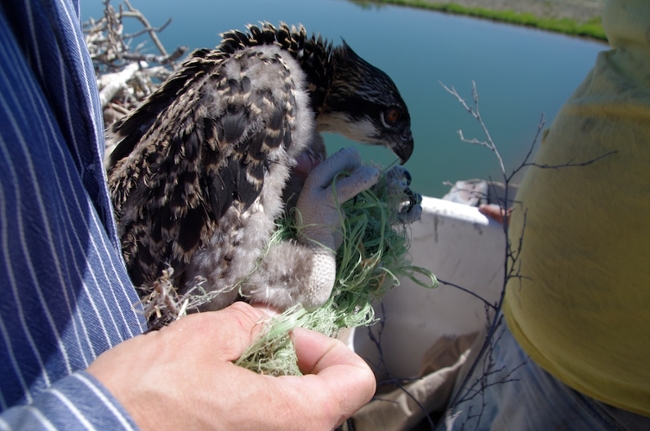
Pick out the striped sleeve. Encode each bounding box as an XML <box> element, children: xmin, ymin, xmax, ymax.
<box><xmin>0</xmin><ymin>372</ymin><xmax>138</xmax><ymax>431</ymax></box>
<box><xmin>0</xmin><ymin>0</ymin><xmax>147</xmax><ymax>428</ymax></box>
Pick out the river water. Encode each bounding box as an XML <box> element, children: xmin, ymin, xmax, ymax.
<box><xmin>82</xmin><ymin>0</ymin><xmax>607</xmax><ymax>198</ymax></box>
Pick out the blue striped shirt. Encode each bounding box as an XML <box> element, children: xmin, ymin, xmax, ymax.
<box><xmin>0</xmin><ymin>0</ymin><xmax>147</xmax><ymax>428</ymax></box>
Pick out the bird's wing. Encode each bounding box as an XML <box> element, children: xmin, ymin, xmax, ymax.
<box><xmin>106</xmin><ymin>48</ymin><xmax>213</xmax><ymax>168</ymax></box>
<box><xmin>108</xmin><ymin>47</ymin><xmax>308</xmax><ymax>288</ymax></box>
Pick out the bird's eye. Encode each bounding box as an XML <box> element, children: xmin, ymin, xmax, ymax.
<box><xmin>385</xmin><ymin>109</ymin><xmax>400</xmax><ymax>125</ymax></box>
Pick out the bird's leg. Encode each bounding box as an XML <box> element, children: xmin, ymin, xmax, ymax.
<box><xmin>294</xmin><ymin>147</ymin><xmax>380</xmax><ymax>309</ymax></box>
<box><xmin>242</xmin><ymin>148</ymin><xmax>379</xmax><ymax>311</ymax></box>
<box><xmin>380</xmin><ymin>166</ymin><xmax>423</xmax><ymax>224</ymax></box>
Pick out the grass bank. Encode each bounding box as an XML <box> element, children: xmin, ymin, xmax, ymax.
<box><xmin>361</xmin><ymin>0</ymin><xmax>606</xmax><ymax>41</ymax></box>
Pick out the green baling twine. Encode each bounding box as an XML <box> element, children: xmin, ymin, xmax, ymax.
<box><xmin>236</xmin><ymin>170</ymin><xmax>438</xmax><ymax>376</ymax></box>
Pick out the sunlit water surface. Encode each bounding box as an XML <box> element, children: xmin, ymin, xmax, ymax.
<box><xmin>82</xmin><ymin>0</ymin><xmax>606</xmax><ymax>197</ymax></box>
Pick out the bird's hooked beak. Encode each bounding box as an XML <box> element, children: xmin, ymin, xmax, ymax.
<box><xmin>392</xmin><ymin>133</ymin><xmax>414</xmax><ymax>165</ymax></box>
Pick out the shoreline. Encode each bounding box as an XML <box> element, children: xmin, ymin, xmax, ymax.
<box><xmin>358</xmin><ymin>0</ymin><xmax>606</xmax><ymax>41</ymax></box>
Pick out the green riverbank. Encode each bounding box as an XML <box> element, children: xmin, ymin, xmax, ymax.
<box><xmin>354</xmin><ymin>0</ymin><xmax>606</xmax><ymax>41</ymax></box>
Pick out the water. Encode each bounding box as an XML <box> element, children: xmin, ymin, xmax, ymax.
<box><xmin>82</xmin><ymin>0</ymin><xmax>607</xmax><ymax>198</ymax></box>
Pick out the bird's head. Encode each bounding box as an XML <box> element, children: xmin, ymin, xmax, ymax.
<box><xmin>316</xmin><ymin>41</ymin><xmax>413</xmax><ymax>164</ymax></box>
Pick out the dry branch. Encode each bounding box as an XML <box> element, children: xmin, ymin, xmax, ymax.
<box><xmin>83</xmin><ymin>0</ymin><xmax>188</xmax><ymax>125</ymax></box>
<box><xmin>437</xmin><ymin>82</ymin><xmax>615</xmax><ymax>428</ymax></box>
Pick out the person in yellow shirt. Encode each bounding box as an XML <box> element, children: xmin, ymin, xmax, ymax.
<box><xmin>442</xmin><ymin>0</ymin><xmax>650</xmax><ymax>428</ymax></box>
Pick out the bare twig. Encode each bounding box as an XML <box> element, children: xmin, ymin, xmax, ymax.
<box><xmin>435</xmin><ymin>81</ymin><xmax>616</xmax><ymax>428</ymax></box>
<box><xmin>437</xmin><ymin>278</ymin><xmax>497</xmax><ymax>311</ymax></box>
<box><xmin>121</xmin><ymin>45</ymin><xmax>188</xmax><ymax>65</ymax></box>
<box><xmin>123</xmin><ymin>16</ymin><xmax>172</xmax><ymax>41</ymax></box>
<box><xmin>356</xmin><ymin>81</ymin><xmax>616</xmax><ymax>428</ymax></box>
<box><xmin>363</xmin><ymin>304</ymin><xmax>437</xmax><ymax>430</ymax></box>
<box><xmin>440</xmin><ymin>81</ymin><xmax>506</xmax><ymax>175</ymax></box>
<box><xmin>121</xmin><ymin>0</ymin><xmax>170</xmax><ymax>57</ymax></box>
<box><xmin>514</xmin><ymin>113</ymin><xmax>546</xmax><ymax>171</ymax></box>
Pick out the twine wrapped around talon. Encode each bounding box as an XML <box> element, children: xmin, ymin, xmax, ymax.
<box><xmin>236</xmin><ymin>167</ymin><xmax>438</xmax><ymax>376</ymax></box>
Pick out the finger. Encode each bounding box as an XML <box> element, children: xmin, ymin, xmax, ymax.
<box><xmin>478</xmin><ymin>204</ymin><xmax>502</xmax><ymax>223</ymax></box>
<box><xmin>290</xmin><ymin>328</ymin><xmax>376</xmax><ymax>420</ymax></box>
<box><xmin>478</xmin><ymin>204</ymin><xmax>511</xmax><ymax>225</ymax></box>
<box><xmin>292</xmin><ymin>328</ymin><xmax>365</xmax><ymax>373</ymax></box>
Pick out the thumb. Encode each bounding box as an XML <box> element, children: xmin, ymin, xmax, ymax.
<box><xmin>291</xmin><ymin>328</ymin><xmax>376</xmax><ymax>419</ymax></box>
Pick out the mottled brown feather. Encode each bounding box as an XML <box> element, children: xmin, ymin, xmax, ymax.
<box><xmin>108</xmin><ymin>45</ymin><xmax>301</xmax><ymax>289</ymax></box>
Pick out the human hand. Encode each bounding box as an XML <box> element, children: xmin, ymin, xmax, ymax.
<box><xmin>88</xmin><ymin>302</ymin><xmax>375</xmax><ymax>431</ymax></box>
<box><xmin>478</xmin><ymin>203</ymin><xmax>512</xmax><ymax>225</ymax></box>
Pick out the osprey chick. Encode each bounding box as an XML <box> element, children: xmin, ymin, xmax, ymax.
<box><xmin>107</xmin><ymin>23</ymin><xmax>413</xmax><ymax>315</ymax></box>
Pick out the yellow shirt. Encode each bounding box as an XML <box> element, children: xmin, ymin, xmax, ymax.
<box><xmin>503</xmin><ymin>0</ymin><xmax>650</xmax><ymax>416</ymax></box>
